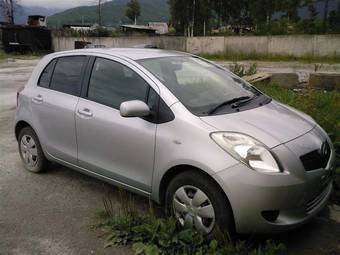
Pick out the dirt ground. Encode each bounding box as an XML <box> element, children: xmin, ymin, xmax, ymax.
<box><xmin>0</xmin><ymin>59</ymin><xmax>339</xmax><ymax>255</ymax></box>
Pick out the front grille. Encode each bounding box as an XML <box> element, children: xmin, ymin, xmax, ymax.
<box><xmin>300</xmin><ymin>141</ymin><xmax>331</xmax><ymax>171</ymax></box>
<box><xmin>306</xmin><ymin>184</ymin><xmax>331</xmax><ymax>213</ymax></box>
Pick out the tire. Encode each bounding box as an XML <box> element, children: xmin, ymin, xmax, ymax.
<box><xmin>165</xmin><ymin>170</ymin><xmax>235</xmax><ymax>240</ymax></box>
<box><xmin>18</xmin><ymin>127</ymin><xmax>50</xmax><ymax>173</ymax></box>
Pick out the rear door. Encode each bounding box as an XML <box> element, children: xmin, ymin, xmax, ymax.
<box><xmin>75</xmin><ymin>56</ymin><xmax>159</xmax><ymax>192</ymax></box>
<box><xmin>30</xmin><ymin>55</ymin><xmax>88</xmax><ymax>164</ymax></box>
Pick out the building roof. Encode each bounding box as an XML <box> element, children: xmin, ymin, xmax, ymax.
<box><xmin>28</xmin><ymin>15</ymin><xmax>46</xmax><ymax>18</ymax></box>
<box><xmin>52</xmin><ymin>48</ymin><xmax>189</xmax><ymax>61</ymax></box>
<box><xmin>63</xmin><ymin>24</ymin><xmax>93</xmax><ymax>28</ymax></box>
<box><xmin>120</xmin><ymin>24</ymin><xmax>156</xmax><ymax>32</ymax></box>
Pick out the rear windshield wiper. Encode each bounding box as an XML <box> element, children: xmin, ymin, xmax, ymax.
<box><xmin>207</xmin><ymin>96</ymin><xmax>252</xmax><ymax>115</ymax></box>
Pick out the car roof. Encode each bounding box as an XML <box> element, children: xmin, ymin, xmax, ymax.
<box><xmin>54</xmin><ymin>48</ymin><xmax>191</xmax><ymax>61</ymax></box>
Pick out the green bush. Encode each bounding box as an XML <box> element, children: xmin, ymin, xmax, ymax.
<box><xmin>96</xmin><ymin>195</ymin><xmax>285</xmax><ymax>255</ymax></box>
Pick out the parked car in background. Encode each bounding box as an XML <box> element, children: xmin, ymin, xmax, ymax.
<box><xmin>15</xmin><ymin>48</ymin><xmax>336</xmax><ymax>236</ymax></box>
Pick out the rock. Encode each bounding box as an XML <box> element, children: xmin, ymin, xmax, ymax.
<box><xmin>243</xmin><ymin>72</ymin><xmax>271</xmax><ymax>84</ymax></box>
<box><xmin>270</xmin><ymin>73</ymin><xmax>299</xmax><ymax>88</ymax></box>
<box><xmin>309</xmin><ymin>72</ymin><xmax>340</xmax><ymax>91</ymax></box>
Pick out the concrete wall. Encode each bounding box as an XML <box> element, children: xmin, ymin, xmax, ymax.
<box><xmin>52</xmin><ymin>35</ymin><xmax>340</xmax><ymax>57</ymax></box>
<box><xmin>52</xmin><ymin>36</ymin><xmax>186</xmax><ymax>52</ymax></box>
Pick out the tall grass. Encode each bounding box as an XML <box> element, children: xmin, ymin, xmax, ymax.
<box><xmin>0</xmin><ymin>50</ymin><xmax>44</xmax><ymax>62</ymax></box>
<box><xmin>200</xmin><ymin>51</ymin><xmax>340</xmax><ymax>64</ymax></box>
<box><xmin>96</xmin><ymin>192</ymin><xmax>286</xmax><ymax>255</ymax></box>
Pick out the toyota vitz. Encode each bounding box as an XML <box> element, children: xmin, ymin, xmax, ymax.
<box><xmin>15</xmin><ymin>49</ymin><xmax>336</xmax><ymax>236</ymax></box>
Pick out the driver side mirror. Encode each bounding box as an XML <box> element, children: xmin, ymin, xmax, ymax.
<box><xmin>120</xmin><ymin>100</ymin><xmax>151</xmax><ymax>118</ymax></box>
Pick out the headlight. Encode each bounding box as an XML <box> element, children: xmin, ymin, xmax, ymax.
<box><xmin>210</xmin><ymin>132</ymin><xmax>281</xmax><ymax>173</ymax></box>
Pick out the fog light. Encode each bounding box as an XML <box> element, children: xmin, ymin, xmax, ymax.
<box><xmin>262</xmin><ymin>210</ymin><xmax>280</xmax><ymax>222</ymax></box>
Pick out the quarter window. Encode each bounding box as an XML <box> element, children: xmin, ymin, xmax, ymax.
<box><xmin>38</xmin><ymin>59</ymin><xmax>56</xmax><ymax>88</ymax></box>
<box><xmin>50</xmin><ymin>56</ymin><xmax>86</xmax><ymax>96</ymax></box>
<box><xmin>87</xmin><ymin>58</ymin><xmax>149</xmax><ymax>109</ymax></box>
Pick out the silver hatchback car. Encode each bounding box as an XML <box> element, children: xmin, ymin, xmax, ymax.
<box><xmin>15</xmin><ymin>48</ymin><xmax>336</xmax><ymax>236</ymax></box>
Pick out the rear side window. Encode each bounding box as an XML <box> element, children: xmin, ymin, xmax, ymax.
<box><xmin>50</xmin><ymin>56</ymin><xmax>86</xmax><ymax>96</ymax></box>
<box><xmin>87</xmin><ymin>58</ymin><xmax>149</xmax><ymax>109</ymax></box>
<box><xmin>38</xmin><ymin>59</ymin><xmax>56</xmax><ymax>88</ymax></box>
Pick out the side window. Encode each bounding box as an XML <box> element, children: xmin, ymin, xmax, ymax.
<box><xmin>87</xmin><ymin>58</ymin><xmax>149</xmax><ymax>109</ymax></box>
<box><xmin>50</xmin><ymin>56</ymin><xmax>86</xmax><ymax>96</ymax></box>
<box><xmin>38</xmin><ymin>59</ymin><xmax>56</xmax><ymax>88</ymax></box>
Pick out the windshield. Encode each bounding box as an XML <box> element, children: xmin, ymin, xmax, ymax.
<box><xmin>138</xmin><ymin>56</ymin><xmax>264</xmax><ymax>116</ymax></box>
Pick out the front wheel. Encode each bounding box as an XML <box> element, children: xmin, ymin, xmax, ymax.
<box><xmin>165</xmin><ymin>171</ymin><xmax>235</xmax><ymax>239</ymax></box>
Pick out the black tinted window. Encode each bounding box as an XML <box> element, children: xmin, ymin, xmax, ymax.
<box><xmin>88</xmin><ymin>58</ymin><xmax>149</xmax><ymax>109</ymax></box>
<box><xmin>38</xmin><ymin>59</ymin><xmax>56</xmax><ymax>88</ymax></box>
<box><xmin>50</xmin><ymin>56</ymin><xmax>86</xmax><ymax>96</ymax></box>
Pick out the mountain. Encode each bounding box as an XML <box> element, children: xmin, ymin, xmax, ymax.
<box><xmin>0</xmin><ymin>5</ymin><xmax>65</xmax><ymax>24</ymax></box>
<box><xmin>47</xmin><ymin>0</ymin><xmax>170</xmax><ymax>28</ymax></box>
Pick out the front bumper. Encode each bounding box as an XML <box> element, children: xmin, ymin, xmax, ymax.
<box><xmin>215</xmin><ymin>127</ymin><xmax>336</xmax><ymax>234</ymax></box>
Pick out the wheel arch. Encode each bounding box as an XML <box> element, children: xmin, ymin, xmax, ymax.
<box><xmin>157</xmin><ymin>164</ymin><xmax>236</xmax><ymax>234</ymax></box>
<box><xmin>15</xmin><ymin>120</ymin><xmax>32</xmax><ymax>141</ymax></box>
<box><xmin>157</xmin><ymin>164</ymin><xmax>232</xmax><ymax>209</ymax></box>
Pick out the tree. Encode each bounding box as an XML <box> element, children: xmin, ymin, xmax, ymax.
<box><xmin>125</xmin><ymin>0</ymin><xmax>141</xmax><ymax>25</ymax></box>
<box><xmin>298</xmin><ymin>0</ymin><xmax>319</xmax><ymax>33</ymax></box>
<box><xmin>168</xmin><ymin>0</ymin><xmax>191</xmax><ymax>35</ymax></box>
<box><xmin>278</xmin><ymin>0</ymin><xmax>302</xmax><ymax>22</ymax></box>
<box><xmin>249</xmin><ymin>0</ymin><xmax>276</xmax><ymax>26</ymax></box>
<box><xmin>0</xmin><ymin>0</ymin><xmax>14</xmax><ymax>24</ymax></box>
<box><xmin>321</xmin><ymin>0</ymin><xmax>330</xmax><ymax>32</ymax></box>
<box><xmin>328</xmin><ymin>0</ymin><xmax>340</xmax><ymax>33</ymax></box>
<box><xmin>169</xmin><ymin>0</ymin><xmax>213</xmax><ymax>36</ymax></box>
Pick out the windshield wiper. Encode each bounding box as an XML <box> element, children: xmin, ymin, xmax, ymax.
<box><xmin>207</xmin><ymin>96</ymin><xmax>252</xmax><ymax>115</ymax></box>
<box><xmin>231</xmin><ymin>95</ymin><xmax>256</xmax><ymax>108</ymax></box>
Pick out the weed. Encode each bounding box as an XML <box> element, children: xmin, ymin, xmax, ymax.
<box><xmin>230</xmin><ymin>63</ymin><xmax>257</xmax><ymax>77</ymax></box>
<box><xmin>96</xmin><ymin>192</ymin><xmax>285</xmax><ymax>255</ymax></box>
<box><xmin>0</xmin><ymin>50</ymin><xmax>44</xmax><ymax>62</ymax></box>
<box><xmin>200</xmin><ymin>51</ymin><xmax>340</xmax><ymax>64</ymax></box>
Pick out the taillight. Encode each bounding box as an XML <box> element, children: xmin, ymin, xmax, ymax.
<box><xmin>16</xmin><ymin>86</ymin><xmax>24</xmax><ymax>107</ymax></box>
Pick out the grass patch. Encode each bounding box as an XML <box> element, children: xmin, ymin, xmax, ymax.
<box><xmin>0</xmin><ymin>50</ymin><xmax>44</xmax><ymax>62</ymax></box>
<box><xmin>254</xmin><ymin>83</ymin><xmax>340</xmax><ymax>150</ymax></box>
<box><xmin>96</xmin><ymin>194</ymin><xmax>286</xmax><ymax>255</ymax></box>
<box><xmin>201</xmin><ymin>51</ymin><xmax>340</xmax><ymax>64</ymax></box>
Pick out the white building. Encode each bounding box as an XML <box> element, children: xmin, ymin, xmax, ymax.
<box><xmin>148</xmin><ymin>22</ymin><xmax>168</xmax><ymax>35</ymax></box>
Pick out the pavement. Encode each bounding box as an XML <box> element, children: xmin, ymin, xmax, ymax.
<box><xmin>0</xmin><ymin>59</ymin><xmax>339</xmax><ymax>255</ymax></box>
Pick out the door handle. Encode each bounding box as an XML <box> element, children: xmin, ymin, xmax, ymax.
<box><xmin>32</xmin><ymin>94</ymin><xmax>43</xmax><ymax>104</ymax></box>
<box><xmin>77</xmin><ymin>108</ymin><xmax>93</xmax><ymax>118</ymax></box>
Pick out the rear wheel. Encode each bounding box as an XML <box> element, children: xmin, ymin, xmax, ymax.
<box><xmin>165</xmin><ymin>170</ymin><xmax>235</xmax><ymax>239</ymax></box>
<box><xmin>18</xmin><ymin>127</ymin><xmax>50</xmax><ymax>173</ymax></box>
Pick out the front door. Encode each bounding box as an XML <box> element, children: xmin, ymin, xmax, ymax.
<box><xmin>75</xmin><ymin>57</ymin><xmax>158</xmax><ymax>192</ymax></box>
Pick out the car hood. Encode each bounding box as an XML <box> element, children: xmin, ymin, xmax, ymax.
<box><xmin>200</xmin><ymin>101</ymin><xmax>316</xmax><ymax>148</ymax></box>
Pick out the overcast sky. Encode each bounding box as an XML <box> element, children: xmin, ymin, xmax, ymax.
<box><xmin>20</xmin><ymin>0</ymin><xmax>103</xmax><ymax>9</ymax></box>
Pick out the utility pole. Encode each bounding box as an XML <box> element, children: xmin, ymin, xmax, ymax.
<box><xmin>1</xmin><ymin>0</ymin><xmax>15</xmax><ymax>24</ymax></box>
<box><xmin>97</xmin><ymin>0</ymin><xmax>102</xmax><ymax>26</ymax></box>
<box><xmin>203</xmin><ymin>20</ymin><xmax>206</xmax><ymax>36</ymax></box>
<box><xmin>8</xmin><ymin>0</ymin><xmax>14</xmax><ymax>24</ymax></box>
<box><xmin>322</xmin><ymin>0</ymin><xmax>329</xmax><ymax>33</ymax></box>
